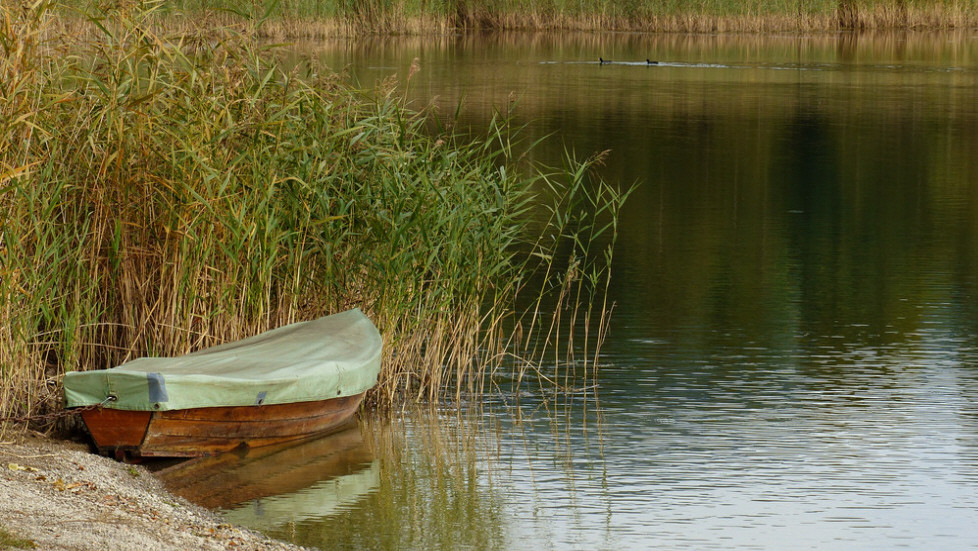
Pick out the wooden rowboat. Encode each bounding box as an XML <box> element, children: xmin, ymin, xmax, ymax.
<box><xmin>77</xmin><ymin>394</ymin><xmax>366</xmax><ymax>460</ymax></box>
<box><xmin>64</xmin><ymin>309</ymin><xmax>381</xmax><ymax>460</ymax></box>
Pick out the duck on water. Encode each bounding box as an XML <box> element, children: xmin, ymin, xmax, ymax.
<box><xmin>598</xmin><ymin>57</ymin><xmax>659</xmax><ymax>65</ymax></box>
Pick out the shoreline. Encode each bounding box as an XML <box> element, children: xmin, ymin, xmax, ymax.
<box><xmin>36</xmin><ymin>7</ymin><xmax>978</xmax><ymax>41</ymax></box>
<box><xmin>0</xmin><ymin>431</ymin><xmax>309</xmax><ymax>551</ymax></box>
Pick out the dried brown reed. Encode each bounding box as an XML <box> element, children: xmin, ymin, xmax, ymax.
<box><xmin>96</xmin><ymin>0</ymin><xmax>978</xmax><ymax>38</ymax></box>
<box><xmin>33</xmin><ymin>0</ymin><xmax>978</xmax><ymax>40</ymax></box>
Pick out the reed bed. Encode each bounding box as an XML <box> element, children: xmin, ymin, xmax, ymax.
<box><xmin>0</xmin><ymin>1</ymin><xmax>627</xmax><ymax>429</ymax></box>
<box><xmin>57</xmin><ymin>0</ymin><xmax>978</xmax><ymax>38</ymax></box>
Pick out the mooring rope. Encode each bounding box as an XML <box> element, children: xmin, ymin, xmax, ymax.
<box><xmin>0</xmin><ymin>396</ymin><xmax>116</xmax><ymax>424</ymax></box>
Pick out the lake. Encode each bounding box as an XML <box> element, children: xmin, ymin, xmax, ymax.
<box><xmin>165</xmin><ymin>31</ymin><xmax>978</xmax><ymax>549</ymax></box>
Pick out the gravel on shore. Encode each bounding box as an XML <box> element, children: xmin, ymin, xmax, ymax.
<box><xmin>0</xmin><ymin>431</ymin><xmax>311</xmax><ymax>551</ymax></box>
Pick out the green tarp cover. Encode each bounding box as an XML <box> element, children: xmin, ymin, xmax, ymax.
<box><xmin>64</xmin><ymin>309</ymin><xmax>382</xmax><ymax>411</ymax></box>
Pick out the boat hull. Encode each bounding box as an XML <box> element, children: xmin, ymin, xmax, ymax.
<box><xmin>80</xmin><ymin>393</ymin><xmax>365</xmax><ymax>460</ymax></box>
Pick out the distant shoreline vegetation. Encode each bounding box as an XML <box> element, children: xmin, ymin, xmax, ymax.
<box><xmin>65</xmin><ymin>0</ymin><xmax>978</xmax><ymax>37</ymax></box>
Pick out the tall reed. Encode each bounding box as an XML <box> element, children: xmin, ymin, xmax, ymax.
<box><xmin>0</xmin><ymin>1</ymin><xmax>626</xmax><ymax>429</ymax></box>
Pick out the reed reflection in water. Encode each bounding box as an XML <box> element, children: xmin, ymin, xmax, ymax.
<box><xmin>162</xmin><ymin>411</ymin><xmax>516</xmax><ymax>549</ymax></box>
<box><xmin>223</xmin><ymin>31</ymin><xmax>978</xmax><ymax>549</ymax></box>
<box><xmin>159</xmin><ymin>380</ymin><xmax>978</xmax><ymax>550</ymax></box>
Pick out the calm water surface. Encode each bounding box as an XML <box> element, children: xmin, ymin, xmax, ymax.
<box><xmin>170</xmin><ymin>32</ymin><xmax>978</xmax><ymax>549</ymax></box>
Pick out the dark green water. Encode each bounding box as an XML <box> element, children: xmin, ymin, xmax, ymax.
<box><xmin>190</xmin><ymin>32</ymin><xmax>978</xmax><ymax>549</ymax></box>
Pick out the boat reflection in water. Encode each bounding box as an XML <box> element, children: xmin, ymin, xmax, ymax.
<box><xmin>159</xmin><ymin>426</ymin><xmax>378</xmax><ymax>531</ymax></box>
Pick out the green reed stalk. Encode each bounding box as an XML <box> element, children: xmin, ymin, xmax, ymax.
<box><xmin>0</xmin><ymin>1</ymin><xmax>625</xmax><ymax>428</ymax></box>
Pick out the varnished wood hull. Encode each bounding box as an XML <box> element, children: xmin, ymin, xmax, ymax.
<box><xmin>80</xmin><ymin>393</ymin><xmax>365</xmax><ymax>460</ymax></box>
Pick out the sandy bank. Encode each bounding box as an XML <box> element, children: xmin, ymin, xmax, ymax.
<box><xmin>0</xmin><ymin>432</ymin><xmax>310</xmax><ymax>551</ymax></box>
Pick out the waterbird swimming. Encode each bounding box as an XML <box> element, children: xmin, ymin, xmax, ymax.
<box><xmin>599</xmin><ymin>57</ymin><xmax>612</xmax><ymax>64</ymax></box>
<box><xmin>647</xmin><ymin>59</ymin><xmax>659</xmax><ymax>65</ymax></box>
